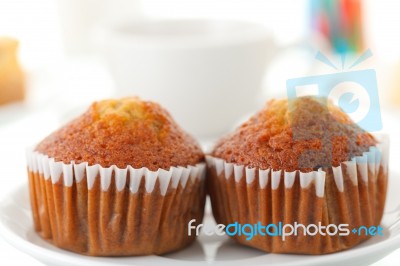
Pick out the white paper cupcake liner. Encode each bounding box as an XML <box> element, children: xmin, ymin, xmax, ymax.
<box><xmin>26</xmin><ymin>150</ymin><xmax>206</xmax><ymax>196</ymax></box>
<box><xmin>26</xmin><ymin>149</ymin><xmax>207</xmax><ymax>256</ymax></box>
<box><xmin>206</xmin><ymin>134</ymin><xmax>388</xmax><ymax>197</ymax></box>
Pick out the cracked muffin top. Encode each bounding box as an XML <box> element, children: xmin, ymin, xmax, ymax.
<box><xmin>35</xmin><ymin>97</ymin><xmax>204</xmax><ymax>170</ymax></box>
<box><xmin>212</xmin><ymin>96</ymin><xmax>376</xmax><ymax>172</ymax></box>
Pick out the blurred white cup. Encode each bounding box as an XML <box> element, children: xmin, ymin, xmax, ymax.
<box><xmin>102</xmin><ymin>19</ymin><xmax>276</xmax><ymax>137</ymax></box>
<box><xmin>57</xmin><ymin>0</ymin><xmax>142</xmax><ymax>54</ymax></box>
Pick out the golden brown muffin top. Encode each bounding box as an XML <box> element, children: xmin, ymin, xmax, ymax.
<box><xmin>212</xmin><ymin>96</ymin><xmax>376</xmax><ymax>172</ymax></box>
<box><xmin>35</xmin><ymin>97</ymin><xmax>204</xmax><ymax>170</ymax></box>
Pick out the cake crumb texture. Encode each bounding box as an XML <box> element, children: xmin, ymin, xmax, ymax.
<box><xmin>212</xmin><ymin>96</ymin><xmax>376</xmax><ymax>172</ymax></box>
<box><xmin>36</xmin><ymin>97</ymin><xmax>204</xmax><ymax>170</ymax></box>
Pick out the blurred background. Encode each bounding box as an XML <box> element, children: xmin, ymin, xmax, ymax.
<box><xmin>1</xmin><ymin>0</ymin><xmax>400</xmax><ymax>265</ymax></box>
<box><xmin>1</xmin><ymin>0</ymin><xmax>400</xmax><ymax>134</ymax></box>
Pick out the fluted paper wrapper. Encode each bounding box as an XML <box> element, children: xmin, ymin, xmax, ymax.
<box><xmin>26</xmin><ymin>150</ymin><xmax>206</xmax><ymax>256</ymax></box>
<box><xmin>206</xmin><ymin>135</ymin><xmax>389</xmax><ymax>254</ymax></box>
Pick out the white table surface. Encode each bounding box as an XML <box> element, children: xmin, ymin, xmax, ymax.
<box><xmin>1</xmin><ymin>59</ymin><xmax>400</xmax><ymax>265</ymax></box>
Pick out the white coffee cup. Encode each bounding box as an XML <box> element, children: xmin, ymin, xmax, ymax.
<box><xmin>101</xmin><ymin>19</ymin><xmax>278</xmax><ymax>137</ymax></box>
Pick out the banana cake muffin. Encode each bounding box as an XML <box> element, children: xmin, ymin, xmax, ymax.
<box><xmin>27</xmin><ymin>97</ymin><xmax>206</xmax><ymax>256</ymax></box>
<box><xmin>207</xmin><ymin>96</ymin><xmax>388</xmax><ymax>254</ymax></box>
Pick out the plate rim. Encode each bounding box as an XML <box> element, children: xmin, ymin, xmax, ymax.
<box><xmin>1</xmin><ymin>176</ymin><xmax>400</xmax><ymax>266</ymax></box>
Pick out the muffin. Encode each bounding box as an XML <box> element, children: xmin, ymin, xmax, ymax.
<box><xmin>207</xmin><ymin>96</ymin><xmax>388</xmax><ymax>254</ymax></box>
<box><xmin>27</xmin><ymin>97</ymin><xmax>206</xmax><ymax>256</ymax></box>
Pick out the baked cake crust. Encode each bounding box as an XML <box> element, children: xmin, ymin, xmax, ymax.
<box><xmin>212</xmin><ymin>97</ymin><xmax>376</xmax><ymax>172</ymax></box>
<box><xmin>35</xmin><ymin>97</ymin><xmax>203</xmax><ymax>170</ymax></box>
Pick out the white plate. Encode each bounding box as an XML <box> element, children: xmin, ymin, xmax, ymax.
<box><xmin>1</xmin><ymin>172</ymin><xmax>400</xmax><ymax>266</ymax></box>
